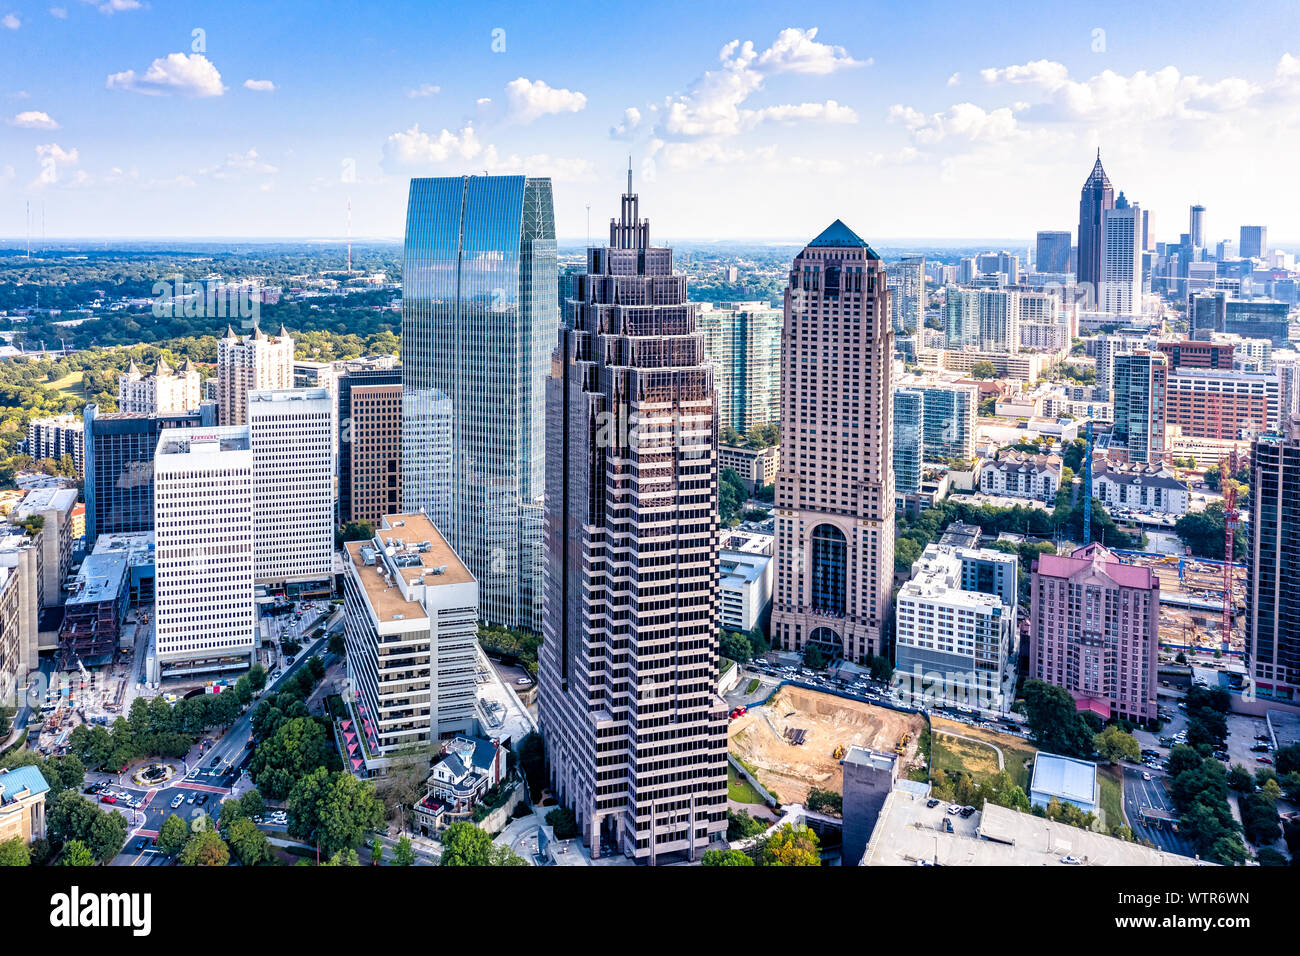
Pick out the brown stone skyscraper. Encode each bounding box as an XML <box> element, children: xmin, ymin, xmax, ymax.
<box><xmin>772</xmin><ymin>221</ymin><xmax>895</xmax><ymax>664</ymax></box>
<box><xmin>537</xmin><ymin>170</ymin><xmax>727</xmax><ymax>864</ymax></box>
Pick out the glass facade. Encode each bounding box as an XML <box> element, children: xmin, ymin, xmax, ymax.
<box><xmin>810</xmin><ymin>523</ymin><xmax>848</xmax><ymax>615</ymax></box>
<box><xmin>401</xmin><ymin>175</ymin><xmax>557</xmax><ymax>633</ymax></box>
<box><xmin>892</xmin><ymin>388</ymin><xmax>924</xmax><ymax>496</ymax></box>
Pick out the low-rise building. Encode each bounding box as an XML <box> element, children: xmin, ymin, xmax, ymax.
<box><xmin>422</xmin><ymin>734</ymin><xmax>506</xmax><ymax>822</ymax></box>
<box><xmin>1092</xmin><ymin>460</ymin><xmax>1190</xmax><ymax>515</ymax></box>
<box><xmin>718</xmin><ymin>443</ymin><xmax>779</xmax><ymax>492</ymax></box>
<box><xmin>0</xmin><ymin>765</ymin><xmax>48</xmax><ymax>845</ymax></box>
<box><xmin>719</xmin><ymin>530</ymin><xmax>773</xmax><ymax>633</ymax></box>
<box><xmin>1029</xmin><ymin>753</ymin><xmax>1100</xmax><ymax>815</ymax></box>
<box><xmin>979</xmin><ymin>451</ymin><xmax>1061</xmax><ymax>502</ymax></box>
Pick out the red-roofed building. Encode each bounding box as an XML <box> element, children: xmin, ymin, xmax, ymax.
<box><xmin>1029</xmin><ymin>543</ymin><xmax>1160</xmax><ymax>725</ymax></box>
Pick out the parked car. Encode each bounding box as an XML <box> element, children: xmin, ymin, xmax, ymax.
<box><xmin>171</xmin><ymin>794</ymin><xmax>184</xmax><ymax>808</ymax></box>
<box><xmin>1059</xmin><ymin>855</ymin><xmax>1082</xmax><ymax>865</ymax></box>
<box><xmin>1257</xmin><ymin>756</ymin><xmax>1274</xmax><ymax>765</ymax></box>
<box><xmin>926</xmin><ymin>798</ymin><xmax>940</xmax><ymax>808</ymax></box>
<box><xmin>943</xmin><ymin>818</ymin><xmax>954</xmax><ymax>833</ymax></box>
<box><xmin>100</xmin><ymin>795</ymin><xmax>117</xmax><ymax>804</ymax></box>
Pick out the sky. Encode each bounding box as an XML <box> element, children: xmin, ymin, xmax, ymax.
<box><xmin>2</xmin><ymin>0</ymin><xmax>1299</xmax><ymax>245</ymax></box>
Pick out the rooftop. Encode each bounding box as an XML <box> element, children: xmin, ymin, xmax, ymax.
<box><xmin>66</xmin><ymin>554</ymin><xmax>128</xmax><ymax>607</ymax></box>
<box><xmin>156</xmin><ymin>426</ymin><xmax>250</xmax><ymax>457</ymax></box>
<box><xmin>1035</xmin><ymin>544</ymin><xmax>1156</xmax><ymax>590</ymax></box>
<box><xmin>806</xmin><ymin>219</ymin><xmax>877</xmax><ymax>256</ymax></box>
<box><xmin>0</xmin><ymin>765</ymin><xmax>50</xmax><ymax>804</ymax></box>
<box><xmin>1029</xmin><ymin>753</ymin><xmax>1098</xmax><ymax>805</ymax></box>
<box><xmin>345</xmin><ymin>512</ymin><xmax>474</xmax><ymax>624</ymax></box>
<box><xmin>12</xmin><ymin>486</ymin><xmax>78</xmax><ymax>518</ymax></box>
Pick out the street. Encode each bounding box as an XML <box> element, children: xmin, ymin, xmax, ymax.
<box><xmin>1122</xmin><ymin>766</ymin><xmax>1200</xmax><ymax>858</ymax></box>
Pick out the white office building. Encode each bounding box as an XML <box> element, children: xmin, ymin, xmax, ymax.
<box><xmin>153</xmin><ymin>427</ymin><xmax>256</xmax><ymax>676</ymax></box>
<box><xmin>1101</xmin><ymin>199</ymin><xmax>1143</xmax><ymax>316</ymax></box>
<box><xmin>341</xmin><ymin>513</ymin><xmax>479</xmax><ymax>772</ymax></box>
<box><xmin>248</xmin><ymin>388</ymin><xmax>335</xmax><ymax>590</ymax></box>
<box><xmin>977</xmin><ymin>289</ymin><xmax>1020</xmax><ymax>353</ymax></box>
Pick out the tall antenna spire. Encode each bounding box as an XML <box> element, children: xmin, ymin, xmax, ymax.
<box><xmin>627</xmin><ymin>155</ymin><xmax>632</xmax><ymax>195</ymax></box>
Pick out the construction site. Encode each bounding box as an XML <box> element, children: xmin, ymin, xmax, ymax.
<box><xmin>1109</xmin><ymin>550</ymin><xmax>1247</xmax><ymax>655</ymax></box>
<box><xmin>728</xmin><ymin>686</ymin><xmax>927</xmax><ymax>805</ymax></box>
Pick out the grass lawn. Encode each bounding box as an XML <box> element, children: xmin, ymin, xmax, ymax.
<box><xmin>1097</xmin><ymin>764</ymin><xmax>1125</xmax><ymax>830</ymax></box>
<box><xmin>48</xmin><ymin>370</ymin><xmax>87</xmax><ymax>399</ymax></box>
<box><xmin>728</xmin><ymin>764</ymin><xmax>764</xmax><ymax>805</ymax></box>
<box><xmin>930</xmin><ymin>717</ymin><xmax>1037</xmax><ymax>791</ymax></box>
<box><xmin>745</xmin><ymin>678</ymin><xmax>760</xmax><ymax>695</ymax></box>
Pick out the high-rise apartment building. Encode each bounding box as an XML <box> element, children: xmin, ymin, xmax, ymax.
<box><xmin>401</xmin><ymin>175</ymin><xmax>557</xmax><ymax>633</ymax></box>
<box><xmin>916</xmin><ymin>383</ymin><xmax>977</xmax><ymax>462</ymax></box>
<box><xmin>1240</xmin><ymin>225</ymin><xmax>1268</xmax><ymax>260</ymax></box>
<box><xmin>772</xmin><ymin>220</ymin><xmax>895</xmax><ymax>664</ymax></box>
<box><xmin>1035</xmin><ymin>230</ymin><xmax>1072</xmax><ymax>274</ymax></box>
<box><xmin>977</xmin><ymin>289</ymin><xmax>1020</xmax><ymax>352</ymax></box>
<box><xmin>696</xmin><ymin>300</ymin><xmax>782</xmax><ymax>432</ymax></box>
<box><xmin>341</xmin><ymin>512</ymin><xmax>478</xmax><ymax>770</ymax></box>
<box><xmin>1029</xmin><ymin>543</ymin><xmax>1160</xmax><ymax>725</ymax></box>
<box><xmin>538</xmin><ymin>175</ymin><xmax>727</xmax><ymax>864</ymax></box>
<box><xmin>346</xmin><ymin>382</ymin><xmax>403</xmax><ymax>526</ymax></box>
<box><xmin>1246</xmin><ymin>418</ymin><xmax>1300</xmax><ymax>703</ymax></box>
<box><xmin>1101</xmin><ymin>195</ymin><xmax>1143</xmax><ymax>315</ymax></box>
<box><xmin>117</xmin><ymin>358</ymin><xmax>202</xmax><ymax>415</ymax></box>
<box><xmin>216</xmin><ymin>326</ymin><xmax>294</xmax><ymax>426</ymax></box>
<box><xmin>944</xmin><ymin>286</ymin><xmax>978</xmax><ymax>348</ymax></box>
<box><xmin>1077</xmin><ymin>151</ymin><xmax>1116</xmax><ymax>304</ymax></box>
<box><xmin>247</xmin><ymin>388</ymin><xmax>334</xmax><ymax>590</ymax></box>
<box><xmin>26</xmin><ymin>415</ymin><xmax>84</xmax><ymax>478</ymax></box>
<box><xmin>886</xmin><ymin>256</ymin><xmax>926</xmax><ymax>333</ymax></box>
<box><xmin>893</xmin><ymin>388</ymin><xmax>924</xmax><ymax>497</ymax></box>
<box><xmin>1112</xmin><ymin>351</ymin><xmax>1168</xmax><ymax>464</ymax></box>
<box><xmin>153</xmin><ymin>427</ymin><xmax>256</xmax><ymax>677</ymax></box>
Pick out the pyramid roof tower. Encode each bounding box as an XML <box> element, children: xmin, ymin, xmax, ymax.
<box><xmin>806</xmin><ymin>219</ymin><xmax>879</xmax><ymax>258</ymax></box>
<box><xmin>1083</xmin><ymin>149</ymin><xmax>1111</xmax><ymax>189</ymax></box>
<box><xmin>155</xmin><ymin>355</ymin><xmax>172</xmax><ymax>376</ymax></box>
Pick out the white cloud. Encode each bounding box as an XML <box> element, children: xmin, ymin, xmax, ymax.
<box><xmin>35</xmin><ymin>142</ymin><xmax>78</xmax><ymax>166</ymax></box>
<box><xmin>9</xmin><ymin>110</ymin><xmax>59</xmax><ymax>129</ymax></box>
<box><xmin>2</xmin><ymin>13</ymin><xmax>20</xmax><ymax>29</ymax></box>
<box><xmin>889</xmin><ymin>101</ymin><xmax>1024</xmax><ymax>145</ymax></box>
<box><xmin>654</xmin><ymin>26</ymin><xmax>865</xmax><ymax>140</ymax></box>
<box><xmin>504</xmin><ymin>77</ymin><xmax>587</xmax><ymax>123</ymax></box>
<box><xmin>198</xmin><ymin>148</ymin><xmax>279</xmax><ymax>179</ymax></box>
<box><xmin>947</xmin><ymin>73</ymin><xmax>961</xmax><ymax>86</ymax></box>
<box><xmin>407</xmin><ymin>83</ymin><xmax>440</xmax><ymax>98</ymax></box>
<box><xmin>981</xmin><ymin>59</ymin><xmax>1071</xmax><ymax>91</ymax></box>
<box><xmin>107</xmin><ymin>53</ymin><xmax>225</xmax><ymax>97</ymax></box>
<box><xmin>610</xmin><ymin>106</ymin><xmax>641</xmax><ymax>139</ymax></box>
<box><xmin>50</xmin><ymin>7</ymin><xmax>67</xmax><ymax>18</ymax></box>
<box><xmin>243</xmin><ymin>79</ymin><xmax>275</xmax><ymax>93</ymax></box>
<box><xmin>84</xmin><ymin>0</ymin><xmax>140</xmax><ymax>13</ymax></box>
<box><xmin>383</xmin><ymin>123</ymin><xmax>489</xmax><ymax>167</ymax></box>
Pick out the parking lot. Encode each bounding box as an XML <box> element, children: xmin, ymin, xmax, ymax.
<box><xmin>1122</xmin><ymin>766</ymin><xmax>1200</xmax><ymax>858</ymax></box>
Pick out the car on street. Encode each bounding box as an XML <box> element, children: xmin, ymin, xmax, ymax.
<box><xmin>171</xmin><ymin>794</ymin><xmax>184</xmax><ymax>808</ymax></box>
<box><xmin>100</xmin><ymin>795</ymin><xmax>116</xmax><ymax>804</ymax></box>
<box><xmin>186</xmin><ymin>793</ymin><xmax>196</xmax><ymax>804</ymax></box>
<box><xmin>195</xmin><ymin>793</ymin><xmax>209</xmax><ymax>806</ymax></box>
<box><xmin>1059</xmin><ymin>855</ymin><xmax>1082</xmax><ymax>865</ymax></box>
<box><xmin>133</xmin><ymin>837</ymin><xmax>148</xmax><ymax>852</ymax></box>
<box><xmin>1257</xmin><ymin>756</ymin><xmax>1274</xmax><ymax>765</ymax></box>
<box><xmin>1142</xmin><ymin>771</ymin><xmax>1152</xmax><ymax>781</ymax></box>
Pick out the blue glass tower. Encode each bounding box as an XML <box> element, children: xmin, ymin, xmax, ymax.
<box><xmin>401</xmin><ymin>175</ymin><xmax>558</xmax><ymax>633</ymax></box>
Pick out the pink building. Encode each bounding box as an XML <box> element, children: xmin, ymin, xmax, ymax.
<box><xmin>1028</xmin><ymin>543</ymin><xmax>1160</xmax><ymax>725</ymax></box>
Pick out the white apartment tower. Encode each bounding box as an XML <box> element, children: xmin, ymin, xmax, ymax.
<box><xmin>247</xmin><ymin>388</ymin><xmax>335</xmax><ymax>588</ymax></box>
<box><xmin>977</xmin><ymin>289</ymin><xmax>1021</xmax><ymax>352</ymax></box>
<box><xmin>153</xmin><ymin>427</ymin><xmax>256</xmax><ymax>675</ymax></box>
<box><xmin>217</xmin><ymin>325</ymin><xmax>294</xmax><ymax>426</ymax></box>
<box><xmin>117</xmin><ymin>357</ymin><xmax>202</xmax><ymax>415</ymax></box>
<box><xmin>1101</xmin><ymin>197</ymin><xmax>1143</xmax><ymax>316</ymax></box>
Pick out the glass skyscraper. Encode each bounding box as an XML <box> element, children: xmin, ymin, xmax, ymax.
<box><xmin>696</xmin><ymin>301</ymin><xmax>782</xmax><ymax>433</ymax></box>
<box><xmin>401</xmin><ymin>175</ymin><xmax>558</xmax><ymax>633</ymax></box>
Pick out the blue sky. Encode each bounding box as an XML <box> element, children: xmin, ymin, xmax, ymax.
<box><xmin>2</xmin><ymin>0</ymin><xmax>1299</xmax><ymax>244</ymax></box>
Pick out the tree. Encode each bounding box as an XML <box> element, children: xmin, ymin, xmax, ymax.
<box><xmin>180</xmin><ymin>828</ymin><xmax>231</xmax><ymax>866</ymax></box>
<box><xmin>247</xmin><ymin>664</ymin><xmax>268</xmax><ymax>692</ymax></box>
<box><xmin>756</xmin><ymin>823</ymin><xmax>821</xmax><ymax>866</ymax></box>
<box><xmin>719</xmin><ymin>467</ymin><xmax>749</xmax><ymax>524</ymax></box>
<box><xmin>439</xmin><ymin>821</ymin><xmax>496</xmax><ymax>866</ymax></box>
<box><xmin>0</xmin><ymin>836</ymin><xmax>29</xmax><ymax>866</ymax></box>
<box><xmin>1023</xmin><ymin>680</ymin><xmax>1093</xmax><ymax>758</ymax></box>
<box><xmin>701</xmin><ymin>848</ymin><xmax>754</xmax><ymax>866</ymax></box>
<box><xmin>719</xmin><ymin>629</ymin><xmax>753</xmax><ymax>662</ymax></box>
<box><xmin>227</xmin><ymin>817</ymin><xmax>272</xmax><ymax>866</ymax></box>
<box><xmin>250</xmin><ymin>716</ymin><xmax>338</xmax><ymax>799</ymax></box>
<box><xmin>157</xmin><ymin>814</ymin><xmax>189</xmax><ymax>856</ymax></box>
<box><xmin>1274</xmin><ymin>744</ymin><xmax>1300</xmax><ymax>777</ymax></box>
<box><xmin>1227</xmin><ymin>764</ymin><xmax>1255</xmax><ymax>793</ymax></box>
<box><xmin>894</xmin><ymin>535</ymin><xmax>922</xmax><ymax>572</ymax></box>
<box><xmin>805</xmin><ymin>786</ymin><xmax>843</xmax><ymax>816</ymax></box>
<box><xmin>546</xmin><ymin>806</ymin><xmax>579</xmax><ymax>839</ymax></box>
<box><xmin>328</xmin><ymin>633</ymin><xmax>346</xmax><ymax>656</ymax></box>
<box><xmin>392</xmin><ymin>835</ymin><xmax>416</xmax><ymax>866</ymax></box>
<box><xmin>286</xmin><ymin>767</ymin><xmax>385</xmax><ymax>857</ymax></box>
<box><xmin>1093</xmin><ymin>725</ymin><xmax>1140</xmax><ymax>764</ymax></box>
<box><xmin>369</xmin><ymin>835</ymin><xmax>385</xmax><ymax>866</ymax></box>
<box><xmin>85</xmin><ymin>808</ymin><xmax>127</xmax><ymax>863</ymax></box>
<box><xmin>58</xmin><ymin>839</ymin><xmax>96</xmax><ymax>866</ymax></box>
<box><xmin>970</xmin><ymin>361</ymin><xmax>998</xmax><ymax>380</ymax></box>
<box><xmin>340</xmin><ymin>520</ymin><xmax>374</xmax><ymax>542</ymax></box>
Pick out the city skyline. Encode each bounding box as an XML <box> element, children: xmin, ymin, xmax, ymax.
<box><xmin>2</xmin><ymin>1</ymin><xmax>1299</xmax><ymax>241</ymax></box>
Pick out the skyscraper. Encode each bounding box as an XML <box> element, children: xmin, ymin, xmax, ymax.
<box><xmin>1035</xmin><ymin>230</ymin><xmax>1071</xmax><ymax>274</ymax></box>
<box><xmin>538</xmin><ymin>172</ymin><xmax>727</xmax><ymax>863</ymax></box>
<box><xmin>1188</xmin><ymin>204</ymin><xmax>1206</xmax><ymax>250</ymax></box>
<box><xmin>1240</xmin><ymin>225</ymin><xmax>1268</xmax><ymax>260</ymax></box>
<box><xmin>772</xmin><ymin>220</ymin><xmax>895</xmax><ymax>664</ymax></box>
<box><xmin>1077</xmin><ymin>150</ymin><xmax>1115</xmax><ymax>305</ymax></box>
<box><xmin>337</xmin><ymin>362</ymin><xmax>402</xmax><ymax>524</ymax></box>
<box><xmin>885</xmin><ymin>256</ymin><xmax>926</xmax><ymax>333</ymax></box>
<box><xmin>893</xmin><ymin>388</ymin><xmax>924</xmax><ymax>497</ymax></box>
<box><xmin>977</xmin><ymin>289</ymin><xmax>1020</xmax><ymax>352</ymax></box>
<box><xmin>401</xmin><ymin>175</ymin><xmax>558</xmax><ymax>633</ymax></box>
<box><xmin>216</xmin><ymin>325</ymin><xmax>294</xmax><ymax>426</ymax></box>
<box><xmin>944</xmin><ymin>285</ymin><xmax>978</xmax><ymax>348</ymax></box>
<box><xmin>1112</xmin><ymin>351</ymin><xmax>1168</xmax><ymax>465</ymax></box>
<box><xmin>696</xmin><ymin>301</ymin><xmax>782</xmax><ymax>433</ymax></box>
<box><xmin>1247</xmin><ymin>417</ymin><xmax>1300</xmax><ymax>703</ymax></box>
<box><xmin>1101</xmin><ymin>195</ymin><xmax>1143</xmax><ymax>315</ymax></box>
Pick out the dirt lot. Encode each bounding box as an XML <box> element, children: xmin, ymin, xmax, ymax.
<box><xmin>728</xmin><ymin>686</ymin><xmax>927</xmax><ymax>804</ymax></box>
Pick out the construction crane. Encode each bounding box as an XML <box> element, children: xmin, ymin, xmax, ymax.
<box><xmin>1220</xmin><ymin>454</ymin><xmax>1240</xmax><ymax>646</ymax></box>
<box><xmin>1083</xmin><ymin>420</ymin><xmax>1094</xmax><ymax>544</ymax></box>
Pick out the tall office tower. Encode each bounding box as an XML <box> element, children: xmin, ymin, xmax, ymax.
<box><xmin>401</xmin><ymin>175</ymin><xmax>557</xmax><ymax>634</ymax></box>
<box><xmin>696</xmin><ymin>301</ymin><xmax>783</xmax><ymax>432</ymax></box>
<box><xmin>1141</xmin><ymin>208</ymin><xmax>1154</xmax><ymax>252</ymax></box>
<box><xmin>1077</xmin><ymin>150</ymin><xmax>1116</xmax><ymax>304</ymax></box>
<box><xmin>1189</xmin><ymin>204</ymin><xmax>1206</xmax><ymax>250</ymax></box>
<box><xmin>917</xmin><ymin>383</ymin><xmax>977</xmax><ymax>461</ymax></box>
<box><xmin>1247</xmin><ymin>418</ymin><xmax>1300</xmax><ymax>703</ymax></box>
<box><xmin>247</xmin><ymin>388</ymin><xmax>334</xmax><ymax>590</ymax></box>
<box><xmin>885</xmin><ymin>256</ymin><xmax>926</xmax><ymax>333</ymax></box>
<box><xmin>975</xmin><ymin>251</ymin><xmax>1019</xmax><ymax>285</ymax></box>
<box><xmin>1029</xmin><ymin>543</ymin><xmax>1160</xmax><ymax>725</ymax></box>
<box><xmin>341</xmin><ymin>513</ymin><xmax>478</xmax><ymax>771</ymax></box>
<box><xmin>944</xmin><ymin>286</ymin><xmax>978</xmax><ymax>348</ymax></box>
<box><xmin>772</xmin><ymin>220</ymin><xmax>895</xmax><ymax>665</ymax></box>
<box><xmin>1101</xmin><ymin>195</ymin><xmax>1143</xmax><ymax>315</ymax></box>
<box><xmin>216</xmin><ymin>325</ymin><xmax>294</xmax><ymax>426</ymax></box>
<box><xmin>82</xmin><ymin>405</ymin><xmax>216</xmax><ymax>546</ymax></box>
<box><xmin>1035</xmin><ymin>231</ymin><xmax>1071</xmax><ymax>273</ymax></box>
<box><xmin>1240</xmin><ymin>225</ymin><xmax>1268</xmax><ymax>260</ymax></box>
<box><xmin>538</xmin><ymin>174</ymin><xmax>726</xmax><ymax>864</ymax></box>
<box><xmin>153</xmin><ymin>427</ymin><xmax>256</xmax><ymax>677</ymax></box>
<box><xmin>1189</xmin><ymin>291</ymin><xmax>1228</xmax><ymax>339</ymax></box>
<box><xmin>1112</xmin><ymin>351</ymin><xmax>1168</xmax><ymax>464</ymax></box>
<box><xmin>893</xmin><ymin>388</ymin><xmax>925</xmax><ymax>497</ymax></box>
<box><xmin>958</xmin><ymin>256</ymin><xmax>978</xmax><ymax>284</ymax></box>
<box><xmin>1226</xmin><ymin>299</ymin><xmax>1291</xmax><ymax>348</ymax></box>
<box><xmin>117</xmin><ymin>358</ymin><xmax>202</xmax><ymax>415</ymax></box>
<box><xmin>346</xmin><ymin>381</ymin><xmax>403</xmax><ymax>526</ymax></box>
<box><xmin>26</xmin><ymin>415</ymin><xmax>84</xmax><ymax>476</ymax></box>
<box><xmin>337</xmin><ymin>363</ymin><xmax>402</xmax><ymax>524</ymax></box>
<box><xmin>976</xmin><ymin>288</ymin><xmax>1021</xmax><ymax>352</ymax></box>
